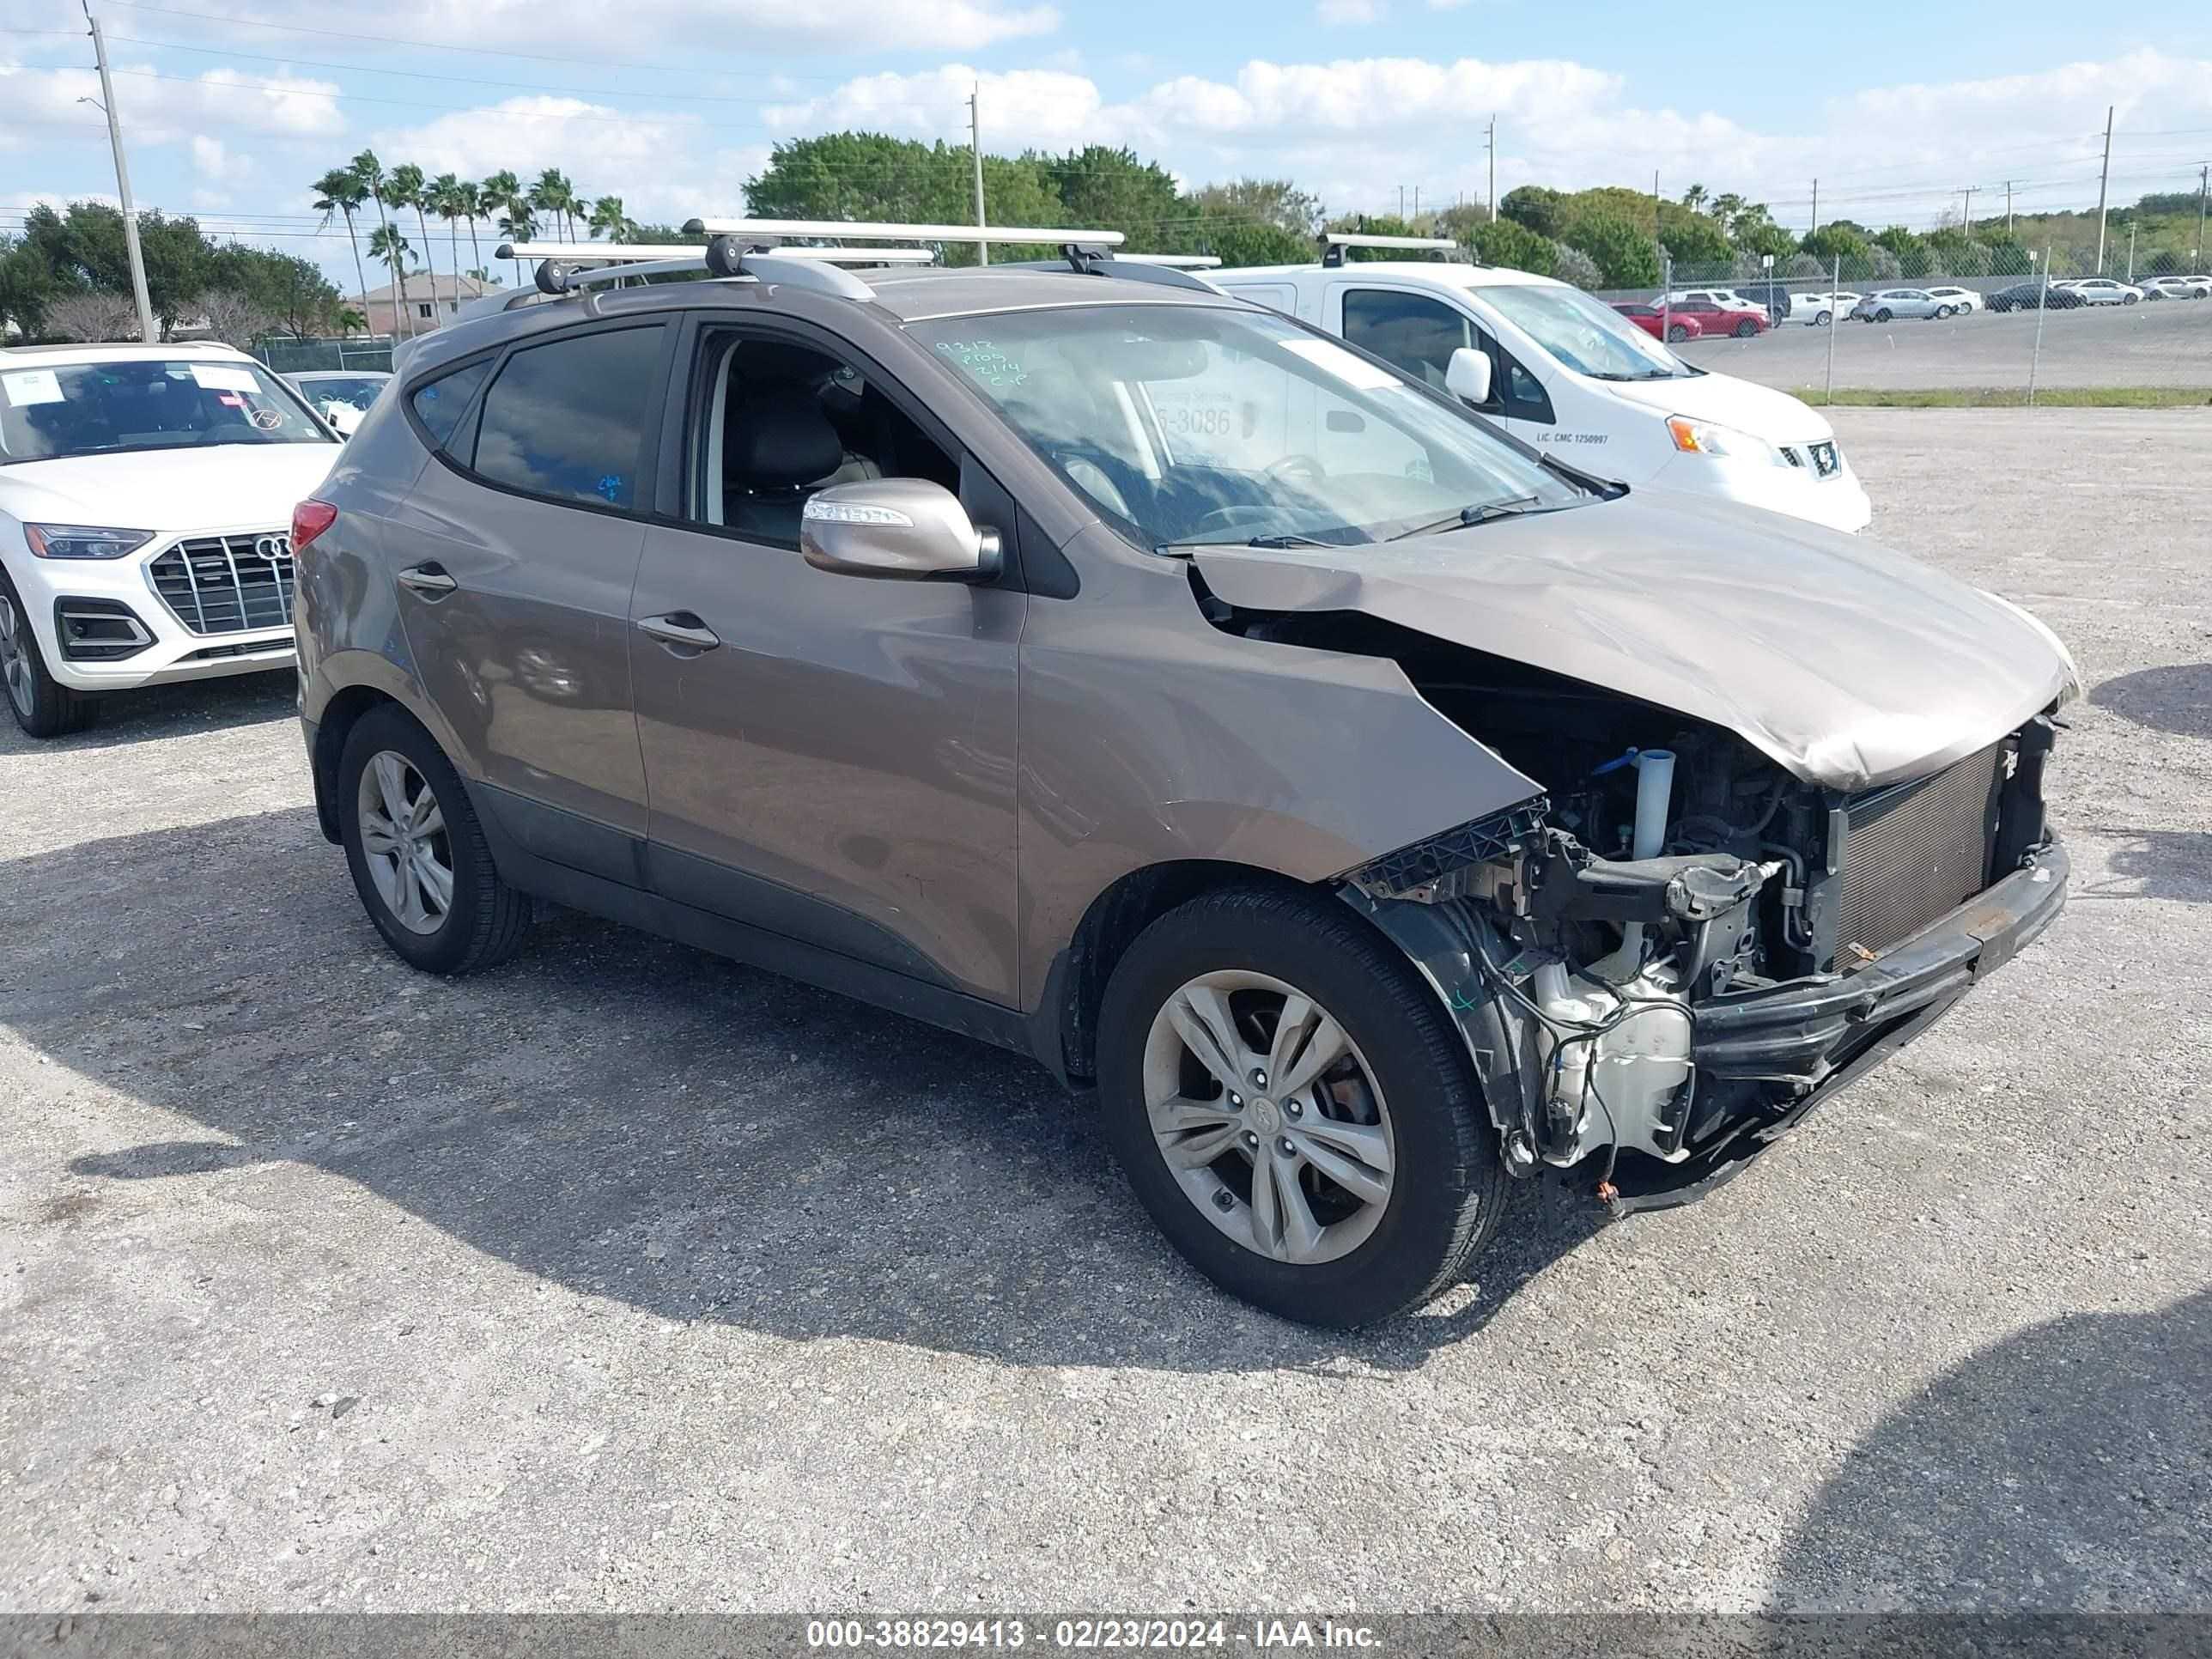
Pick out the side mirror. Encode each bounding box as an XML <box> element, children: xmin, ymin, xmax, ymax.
<box><xmin>801</xmin><ymin>479</ymin><xmax>1003</xmax><ymax>582</ymax></box>
<box><xmin>1445</xmin><ymin>346</ymin><xmax>1493</xmax><ymax>408</ymax></box>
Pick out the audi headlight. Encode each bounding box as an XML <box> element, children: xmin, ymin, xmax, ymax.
<box><xmin>1666</xmin><ymin>416</ymin><xmax>1789</xmax><ymax>467</ymax></box>
<box><xmin>23</xmin><ymin>524</ymin><xmax>156</xmax><ymax>561</ymax></box>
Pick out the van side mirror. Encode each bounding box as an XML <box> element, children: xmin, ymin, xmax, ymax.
<box><xmin>801</xmin><ymin>479</ymin><xmax>1003</xmax><ymax>582</ymax></box>
<box><xmin>1445</xmin><ymin>346</ymin><xmax>1492</xmax><ymax>408</ymax></box>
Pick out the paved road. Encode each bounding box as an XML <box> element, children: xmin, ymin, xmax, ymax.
<box><xmin>3</xmin><ymin>410</ymin><xmax>2209</xmax><ymax>1614</ymax></box>
<box><xmin>1676</xmin><ymin>296</ymin><xmax>2212</xmax><ymax>392</ymax></box>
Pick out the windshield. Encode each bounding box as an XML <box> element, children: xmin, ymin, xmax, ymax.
<box><xmin>295</xmin><ymin>375</ymin><xmax>388</xmax><ymax>414</ymax></box>
<box><xmin>911</xmin><ymin>304</ymin><xmax>1587</xmax><ymax>551</ymax></box>
<box><xmin>1475</xmin><ymin>283</ymin><xmax>1696</xmax><ymax>381</ymax></box>
<box><xmin>0</xmin><ymin>357</ymin><xmax>336</xmax><ymax>465</ymax></box>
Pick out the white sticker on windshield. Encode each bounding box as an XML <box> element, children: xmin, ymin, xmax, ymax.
<box><xmin>1279</xmin><ymin>337</ymin><xmax>1398</xmax><ymax>392</ymax></box>
<box><xmin>3</xmin><ymin>369</ymin><xmax>64</xmax><ymax>407</ymax></box>
<box><xmin>187</xmin><ymin>363</ymin><xmax>262</xmax><ymax>393</ymax></box>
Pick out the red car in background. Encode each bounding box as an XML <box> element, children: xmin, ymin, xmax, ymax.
<box><xmin>1612</xmin><ymin>301</ymin><xmax>1705</xmax><ymax>343</ymax></box>
<box><xmin>1663</xmin><ymin>298</ymin><xmax>1769</xmax><ymax>338</ymax></box>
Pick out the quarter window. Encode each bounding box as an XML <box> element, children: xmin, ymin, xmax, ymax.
<box><xmin>471</xmin><ymin>325</ymin><xmax>665</xmax><ymax>510</ymax></box>
<box><xmin>409</xmin><ymin>358</ymin><xmax>492</xmax><ymax>450</ymax></box>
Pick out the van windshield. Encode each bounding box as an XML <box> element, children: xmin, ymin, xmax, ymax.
<box><xmin>913</xmin><ymin>304</ymin><xmax>1587</xmax><ymax>552</ymax></box>
<box><xmin>0</xmin><ymin>356</ymin><xmax>336</xmax><ymax>464</ymax></box>
<box><xmin>1477</xmin><ymin>283</ymin><xmax>1698</xmax><ymax>382</ymax></box>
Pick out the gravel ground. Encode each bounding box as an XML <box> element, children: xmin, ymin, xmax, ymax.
<box><xmin>3</xmin><ymin>409</ymin><xmax>2208</xmax><ymax>1616</ymax></box>
<box><xmin>1676</xmin><ymin>297</ymin><xmax>2212</xmax><ymax>392</ymax></box>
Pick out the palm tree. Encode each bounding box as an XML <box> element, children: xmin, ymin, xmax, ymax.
<box><xmin>311</xmin><ymin>167</ymin><xmax>373</xmax><ymax>333</ymax></box>
<box><xmin>531</xmin><ymin>167</ymin><xmax>577</xmax><ymax>242</ymax></box>
<box><xmin>366</xmin><ymin>222</ymin><xmax>414</xmax><ymax>338</ymax></box>
<box><xmin>587</xmin><ymin>195</ymin><xmax>633</xmax><ymax>243</ymax></box>
<box><xmin>1711</xmin><ymin>191</ymin><xmax>1745</xmax><ymax>224</ymax></box>
<box><xmin>480</xmin><ymin>170</ymin><xmax>522</xmax><ymax>268</ymax></box>
<box><xmin>349</xmin><ymin>149</ymin><xmax>400</xmax><ymax>335</ymax></box>
<box><xmin>1682</xmin><ymin>183</ymin><xmax>1709</xmax><ymax>214</ymax></box>
<box><xmin>495</xmin><ymin>203</ymin><xmax>538</xmax><ymax>288</ymax></box>
<box><xmin>428</xmin><ymin>173</ymin><xmax>466</xmax><ymax>301</ymax></box>
<box><xmin>387</xmin><ymin>163</ymin><xmax>441</xmax><ymax>329</ymax></box>
<box><xmin>454</xmin><ymin>178</ymin><xmax>486</xmax><ymax>278</ymax></box>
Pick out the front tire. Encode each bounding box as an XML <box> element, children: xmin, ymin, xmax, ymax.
<box><xmin>1875</xmin><ymin>307</ymin><xmax>1893</xmax><ymax>322</ymax></box>
<box><xmin>1666</xmin><ymin>324</ymin><xmax>1689</xmax><ymax>343</ymax></box>
<box><xmin>0</xmin><ymin>572</ymin><xmax>98</xmax><ymax>739</ymax></box>
<box><xmin>1097</xmin><ymin>885</ymin><xmax>1508</xmax><ymax>1328</ymax></box>
<box><xmin>1733</xmin><ymin>318</ymin><xmax>1758</xmax><ymax>337</ymax></box>
<box><xmin>337</xmin><ymin>703</ymin><xmax>530</xmax><ymax>975</ymax></box>
<box><xmin>1814</xmin><ymin>310</ymin><xmax>1832</xmax><ymax>326</ymax></box>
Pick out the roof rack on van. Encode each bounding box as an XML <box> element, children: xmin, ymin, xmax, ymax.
<box><xmin>1319</xmin><ymin>233</ymin><xmax>1463</xmax><ymax>268</ymax></box>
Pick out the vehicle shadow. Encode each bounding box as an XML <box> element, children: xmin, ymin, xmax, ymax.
<box><xmin>2089</xmin><ymin>664</ymin><xmax>2211</xmax><ymax>741</ymax></box>
<box><xmin>2070</xmin><ymin>827</ymin><xmax>2212</xmax><ymax>906</ymax></box>
<box><xmin>9</xmin><ymin>805</ymin><xmax>1603</xmax><ymax>1375</ymax></box>
<box><xmin>0</xmin><ymin>669</ymin><xmax>296</xmax><ymax>758</ymax></box>
<box><xmin>1770</xmin><ymin>1290</ymin><xmax>2212</xmax><ymax>1610</ymax></box>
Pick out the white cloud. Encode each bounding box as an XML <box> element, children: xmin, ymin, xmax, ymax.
<box><xmin>0</xmin><ymin>59</ymin><xmax>342</xmax><ymax>145</ymax></box>
<box><xmin>180</xmin><ymin>0</ymin><xmax>1057</xmax><ymax>54</ymax></box>
<box><xmin>191</xmin><ymin>135</ymin><xmax>257</xmax><ymax>187</ymax></box>
<box><xmin>1316</xmin><ymin>0</ymin><xmax>1385</xmax><ymax>22</ymax></box>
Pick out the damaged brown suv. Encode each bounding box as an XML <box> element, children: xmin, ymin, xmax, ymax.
<box><xmin>294</xmin><ymin>231</ymin><xmax>2075</xmax><ymax>1327</ymax></box>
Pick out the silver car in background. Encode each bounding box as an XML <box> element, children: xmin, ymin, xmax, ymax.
<box><xmin>283</xmin><ymin>370</ymin><xmax>392</xmax><ymax>437</ymax></box>
<box><xmin>1851</xmin><ymin>289</ymin><xmax>1955</xmax><ymax>322</ymax></box>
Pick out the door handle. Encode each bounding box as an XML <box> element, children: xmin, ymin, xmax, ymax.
<box><xmin>636</xmin><ymin>611</ymin><xmax>720</xmax><ymax>652</ymax></box>
<box><xmin>398</xmin><ymin>562</ymin><xmax>458</xmax><ymax>597</ymax></box>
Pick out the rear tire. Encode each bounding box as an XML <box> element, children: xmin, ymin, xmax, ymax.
<box><xmin>1666</xmin><ymin>324</ymin><xmax>1689</xmax><ymax>343</ymax></box>
<box><xmin>1936</xmin><ymin>305</ymin><xmax>1953</xmax><ymax>319</ymax></box>
<box><xmin>1733</xmin><ymin>318</ymin><xmax>1758</xmax><ymax>337</ymax></box>
<box><xmin>337</xmin><ymin>703</ymin><xmax>531</xmax><ymax>975</ymax></box>
<box><xmin>1875</xmin><ymin>307</ymin><xmax>1893</xmax><ymax>322</ymax></box>
<box><xmin>1097</xmin><ymin>884</ymin><xmax>1510</xmax><ymax>1328</ymax></box>
<box><xmin>1814</xmin><ymin>311</ymin><xmax>1832</xmax><ymax>327</ymax></box>
<box><xmin>0</xmin><ymin>572</ymin><xmax>98</xmax><ymax>740</ymax></box>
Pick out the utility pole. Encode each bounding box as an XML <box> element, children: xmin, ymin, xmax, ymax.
<box><xmin>1653</xmin><ymin>169</ymin><xmax>1662</xmax><ymax>252</ymax></box>
<box><xmin>1486</xmin><ymin>114</ymin><xmax>1498</xmax><ymax>222</ymax></box>
<box><xmin>1412</xmin><ymin>185</ymin><xmax>1420</xmax><ymax>220</ymax></box>
<box><xmin>1961</xmin><ymin>185</ymin><xmax>1973</xmax><ymax>236</ymax></box>
<box><xmin>2003</xmin><ymin>179</ymin><xmax>2016</xmax><ymax>233</ymax></box>
<box><xmin>2093</xmin><ymin>105</ymin><xmax>2114</xmax><ymax>275</ymax></box>
<box><xmin>1398</xmin><ymin>185</ymin><xmax>1406</xmax><ymax>219</ymax></box>
<box><xmin>83</xmin><ymin>1</ymin><xmax>155</xmax><ymax>342</ymax></box>
<box><xmin>2126</xmin><ymin>221</ymin><xmax>2136</xmax><ymax>282</ymax></box>
<box><xmin>2197</xmin><ymin>165</ymin><xmax>2208</xmax><ymax>273</ymax></box>
<box><xmin>1809</xmin><ymin>177</ymin><xmax>1818</xmax><ymax>236</ymax></box>
<box><xmin>968</xmin><ymin>82</ymin><xmax>988</xmax><ymax>267</ymax></box>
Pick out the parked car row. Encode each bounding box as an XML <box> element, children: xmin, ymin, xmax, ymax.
<box><xmin>1</xmin><ymin>230</ymin><xmax>2076</xmax><ymax>1328</ymax></box>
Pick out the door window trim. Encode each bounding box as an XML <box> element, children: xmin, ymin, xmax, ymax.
<box><xmin>411</xmin><ymin>317</ymin><xmax>677</xmax><ymax>524</ymax></box>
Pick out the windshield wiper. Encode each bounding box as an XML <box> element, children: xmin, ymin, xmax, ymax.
<box><xmin>1389</xmin><ymin>495</ymin><xmax>1540</xmax><ymax>540</ymax></box>
<box><xmin>1156</xmin><ymin>531</ymin><xmax>1340</xmax><ymax>554</ymax></box>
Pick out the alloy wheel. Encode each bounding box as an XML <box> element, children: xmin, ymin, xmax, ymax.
<box><xmin>356</xmin><ymin>749</ymin><xmax>455</xmax><ymax>936</ymax></box>
<box><xmin>0</xmin><ymin>592</ymin><xmax>33</xmax><ymax>720</ymax></box>
<box><xmin>1141</xmin><ymin>969</ymin><xmax>1395</xmax><ymax>1266</ymax></box>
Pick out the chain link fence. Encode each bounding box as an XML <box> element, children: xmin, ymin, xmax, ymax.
<box><xmin>1599</xmin><ymin>250</ymin><xmax>2212</xmax><ymax>407</ymax></box>
<box><xmin>250</xmin><ymin>337</ymin><xmax>397</xmax><ymax>376</ymax></box>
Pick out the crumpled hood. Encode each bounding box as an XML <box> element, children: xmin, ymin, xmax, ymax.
<box><xmin>0</xmin><ymin>443</ymin><xmax>340</xmax><ymax>532</ymax></box>
<box><xmin>1601</xmin><ymin>368</ymin><xmax>1834</xmax><ymax>446</ymax></box>
<box><xmin>1194</xmin><ymin>491</ymin><xmax>2078</xmax><ymax>793</ymax></box>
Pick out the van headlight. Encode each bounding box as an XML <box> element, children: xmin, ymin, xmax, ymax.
<box><xmin>23</xmin><ymin>524</ymin><xmax>156</xmax><ymax>560</ymax></box>
<box><xmin>1665</xmin><ymin>416</ymin><xmax>1789</xmax><ymax>468</ymax></box>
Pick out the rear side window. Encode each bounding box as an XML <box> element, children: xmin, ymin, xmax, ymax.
<box><xmin>410</xmin><ymin>359</ymin><xmax>491</xmax><ymax>450</ymax></box>
<box><xmin>470</xmin><ymin>325</ymin><xmax>666</xmax><ymax>511</ymax></box>
<box><xmin>1341</xmin><ymin>289</ymin><xmax>1474</xmax><ymax>391</ymax></box>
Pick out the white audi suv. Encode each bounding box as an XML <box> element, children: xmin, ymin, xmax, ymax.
<box><xmin>0</xmin><ymin>341</ymin><xmax>340</xmax><ymax>737</ymax></box>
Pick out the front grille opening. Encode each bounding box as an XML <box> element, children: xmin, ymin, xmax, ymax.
<box><xmin>149</xmin><ymin>533</ymin><xmax>295</xmax><ymax>635</ymax></box>
<box><xmin>1834</xmin><ymin>743</ymin><xmax>2005</xmax><ymax>957</ymax></box>
<box><xmin>55</xmin><ymin>599</ymin><xmax>153</xmax><ymax>662</ymax></box>
<box><xmin>185</xmin><ymin>639</ymin><xmax>294</xmax><ymax>663</ymax></box>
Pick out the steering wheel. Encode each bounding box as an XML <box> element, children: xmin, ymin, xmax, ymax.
<box><xmin>1188</xmin><ymin>503</ymin><xmax>1279</xmax><ymax>538</ymax></box>
<box><xmin>1266</xmin><ymin>453</ymin><xmax>1326</xmax><ymax>483</ymax></box>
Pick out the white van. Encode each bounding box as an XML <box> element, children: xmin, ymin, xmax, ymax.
<box><xmin>1212</xmin><ymin>246</ymin><xmax>1873</xmax><ymax>533</ymax></box>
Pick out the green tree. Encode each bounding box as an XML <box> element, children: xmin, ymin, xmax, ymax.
<box><xmin>1657</xmin><ymin>210</ymin><xmax>1733</xmax><ymax>270</ymax></box>
<box><xmin>531</xmin><ymin>167</ymin><xmax>579</xmax><ymax>242</ymax></box>
<box><xmin>1873</xmin><ymin>225</ymin><xmax>1932</xmax><ymax>276</ymax></box>
<box><xmin>1499</xmin><ymin>185</ymin><xmax>1565</xmax><ymax>238</ymax></box>
<box><xmin>1183</xmin><ymin>178</ymin><xmax>1323</xmax><ymax>236</ymax></box>
<box><xmin>1041</xmin><ymin>145</ymin><xmax>1182</xmax><ymax>249</ymax></box>
<box><xmin>588</xmin><ymin>196</ymin><xmax>635</xmax><ymax>242</ymax></box>
<box><xmin>1548</xmin><ymin>240</ymin><xmax>1601</xmax><ymax>288</ymax></box>
<box><xmin>1561</xmin><ymin>212</ymin><xmax>1660</xmax><ymax>288</ymax></box>
<box><xmin>19</xmin><ymin>202</ymin><xmax>210</xmax><ymax>337</ymax></box>
<box><xmin>745</xmin><ymin>133</ymin><xmax>1062</xmax><ymax>264</ymax></box>
<box><xmin>1194</xmin><ymin>221</ymin><xmax>1315</xmax><ymax>265</ymax></box>
<box><xmin>207</xmin><ymin>245</ymin><xmax>341</xmax><ymax>339</ymax></box>
<box><xmin>480</xmin><ymin>171</ymin><xmax>525</xmax><ymax>284</ymax></box>
<box><xmin>428</xmin><ymin>174</ymin><xmax>469</xmax><ymax>295</ymax></box>
<box><xmin>0</xmin><ymin>235</ymin><xmax>51</xmax><ymax>338</ymax></box>
<box><xmin>1802</xmin><ymin>223</ymin><xmax>1870</xmax><ymax>272</ymax></box>
<box><xmin>455</xmin><ymin>178</ymin><xmax>485</xmax><ymax>276</ymax></box>
<box><xmin>1681</xmin><ymin>183</ymin><xmax>1708</xmax><ymax>213</ymax></box>
<box><xmin>1461</xmin><ymin>215</ymin><xmax>1555</xmax><ymax>275</ymax></box>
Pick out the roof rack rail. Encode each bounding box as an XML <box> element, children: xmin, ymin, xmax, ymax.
<box><xmin>498</xmin><ymin>241</ymin><xmax>935</xmax><ymax>269</ymax></box>
<box><xmin>684</xmin><ymin>216</ymin><xmax>1125</xmax><ymax>247</ymax></box>
<box><xmin>495</xmin><ymin>237</ymin><xmax>901</xmax><ymax>302</ymax></box>
<box><xmin>1319</xmin><ymin>232</ymin><xmax>1463</xmax><ymax>268</ymax></box>
<box><xmin>1115</xmin><ymin>253</ymin><xmax>1222</xmax><ymax>269</ymax></box>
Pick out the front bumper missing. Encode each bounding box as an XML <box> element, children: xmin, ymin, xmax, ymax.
<box><xmin>1604</xmin><ymin>839</ymin><xmax>2069</xmax><ymax>1213</ymax></box>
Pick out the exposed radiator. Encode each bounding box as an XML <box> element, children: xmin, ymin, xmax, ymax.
<box><xmin>1834</xmin><ymin>743</ymin><xmax>2005</xmax><ymax>957</ymax></box>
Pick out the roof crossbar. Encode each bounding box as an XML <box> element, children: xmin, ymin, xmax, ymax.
<box><xmin>1319</xmin><ymin>232</ymin><xmax>1464</xmax><ymax>268</ymax></box>
<box><xmin>498</xmin><ymin>241</ymin><xmax>936</xmax><ymax>268</ymax></box>
<box><xmin>684</xmin><ymin>216</ymin><xmax>1126</xmax><ymax>247</ymax></box>
<box><xmin>498</xmin><ymin>237</ymin><xmax>895</xmax><ymax>301</ymax></box>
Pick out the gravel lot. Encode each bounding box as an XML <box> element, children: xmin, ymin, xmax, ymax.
<box><xmin>3</xmin><ymin>409</ymin><xmax>2208</xmax><ymax>1616</ymax></box>
<box><xmin>1677</xmin><ymin>297</ymin><xmax>2212</xmax><ymax>392</ymax></box>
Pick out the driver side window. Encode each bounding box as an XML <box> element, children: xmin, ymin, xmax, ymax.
<box><xmin>1341</xmin><ymin>289</ymin><xmax>1473</xmax><ymax>391</ymax></box>
<box><xmin>686</xmin><ymin>328</ymin><xmax>958</xmax><ymax>550</ymax></box>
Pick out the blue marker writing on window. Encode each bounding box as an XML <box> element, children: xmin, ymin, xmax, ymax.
<box><xmin>597</xmin><ymin>474</ymin><xmax>624</xmax><ymax>503</ymax></box>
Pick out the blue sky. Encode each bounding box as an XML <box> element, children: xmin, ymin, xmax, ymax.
<box><xmin>5</xmin><ymin>0</ymin><xmax>2210</xmax><ymax>289</ymax></box>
